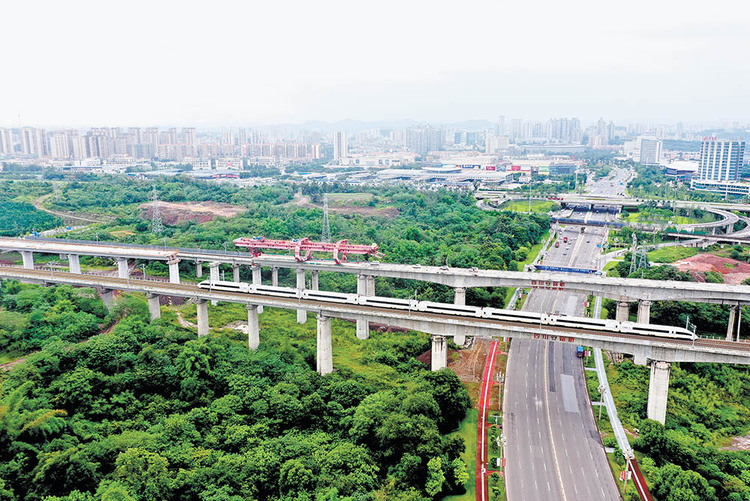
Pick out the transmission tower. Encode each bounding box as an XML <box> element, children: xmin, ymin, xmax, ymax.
<box><xmin>629</xmin><ymin>234</ymin><xmax>638</xmax><ymax>275</ymax></box>
<box><xmin>321</xmin><ymin>196</ymin><xmax>331</xmax><ymax>243</ymax></box>
<box><xmin>150</xmin><ymin>186</ymin><xmax>164</xmax><ymax>234</ymax></box>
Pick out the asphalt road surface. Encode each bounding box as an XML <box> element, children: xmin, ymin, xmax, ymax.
<box><xmin>504</xmin><ymin>206</ymin><xmax>622</xmax><ymax>500</ymax></box>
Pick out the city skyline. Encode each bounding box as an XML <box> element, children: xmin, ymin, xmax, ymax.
<box><xmin>2</xmin><ymin>0</ymin><xmax>749</xmax><ymax>127</ymax></box>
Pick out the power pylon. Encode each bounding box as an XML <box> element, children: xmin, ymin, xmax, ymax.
<box><xmin>629</xmin><ymin>234</ymin><xmax>638</xmax><ymax>276</ymax></box>
<box><xmin>150</xmin><ymin>186</ymin><xmax>163</xmax><ymax>234</ymax></box>
<box><xmin>321</xmin><ymin>196</ymin><xmax>331</xmax><ymax>243</ymax></box>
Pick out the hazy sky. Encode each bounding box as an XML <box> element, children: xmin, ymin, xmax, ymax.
<box><xmin>2</xmin><ymin>0</ymin><xmax>749</xmax><ymax>127</ymax></box>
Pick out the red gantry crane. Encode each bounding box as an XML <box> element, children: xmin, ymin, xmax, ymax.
<box><xmin>233</xmin><ymin>237</ymin><xmax>383</xmax><ymax>265</ymax></box>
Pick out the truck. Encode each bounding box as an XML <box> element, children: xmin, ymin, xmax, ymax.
<box><xmin>576</xmin><ymin>346</ymin><xmax>585</xmax><ymax>358</ymax></box>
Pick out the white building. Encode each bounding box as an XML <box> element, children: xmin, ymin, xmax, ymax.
<box><xmin>20</xmin><ymin>127</ymin><xmax>45</xmax><ymax>157</ymax></box>
<box><xmin>638</xmin><ymin>137</ymin><xmax>662</xmax><ymax>165</ymax></box>
<box><xmin>48</xmin><ymin>132</ymin><xmax>71</xmax><ymax>159</ymax></box>
<box><xmin>215</xmin><ymin>158</ymin><xmax>242</xmax><ymax>170</ymax></box>
<box><xmin>333</xmin><ymin>131</ymin><xmax>348</xmax><ymax>162</ymax></box>
<box><xmin>0</xmin><ymin>128</ymin><xmax>13</xmax><ymax>155</ymax></box>
<box><xmin>695</xmin><ymin>139</ymin><xmax>745</xmax><ymax>182</ymax></box>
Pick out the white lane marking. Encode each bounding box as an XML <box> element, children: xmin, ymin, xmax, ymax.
<box><xmin>544</xmin><ymin>341</ymin><xmax>568</xmax><ymax>501</ymax></box>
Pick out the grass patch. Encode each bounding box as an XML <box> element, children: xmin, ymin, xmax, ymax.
<box><xmin>444</xmin><ymin>409</ymin><xmax>478</xmax><ymax>501</ymax></box>
<box><xmin>518</xmin><ymin>230</ymin><xmax>550</xmax><ymax>270</ymax></box>
<box><xmin>500</xmin><ymin>200</ymin><xmax>558</xmax><ymax>213</ymax></box>
<box><xmin>647</xmin><ymin>246</ymin><xmax>699</xmax><ymax>263</ymax></box>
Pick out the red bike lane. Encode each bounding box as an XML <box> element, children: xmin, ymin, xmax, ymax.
<box><xmin>476</xmin><ymin>340</ymin><xmax>500</xmax><ymax>501</ymax></box>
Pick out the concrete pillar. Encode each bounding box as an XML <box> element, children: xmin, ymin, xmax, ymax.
<box><xmin>68</xmin><ymin>254</ymin><xmax>81</xmax><ymax>274</ymax></box>
<box><xmin>250</xmin><ymin>265</ymin><xmax>263</xmax><ymax>314</ymax></box>
<box><xmin>727</xmin><ymin>304</ymin><xmax>741</xmax><ymax>342</ymax></box>
<box><xmin>637</xmin><ymin>300</ymin><xmax>651</xmax><ymax>324</ymax></box>
<box><xmin>247</xmin><ymin>304</ymin><xmax>259</xmax><ymax>350</ymax></box>
<box><xmin>196</xmin><ymin>299</ymin><xmax>209</xmax><ymax>337</ymax></box>
<box><xmin>209</xmin><ymin>262</ymin><xmax>220</xmax><ymax>283</ymax></box>
<box><xmin>647</xmin><ymin>361</ymin><xmax>671</xmax><ymax>425</ymax></box>
<box><xmin>168</xmin><ymin>258</ymin><xmax>180</xmax><ymax>284</ymax></box>
<box><xmin>116</xmin><ymin>257</ymin><xmax>129</xmax><ymax>279</ymax></box>
<box><xmin>616</xmin><ymin>301</ymin><xmax>630</xmax><ymax>323</ymax></box>
<box><xmin>366</xmin><ymin>275</ymin><xmax>375</xmax><ymax>296</ymax></box>
<box><xmin>431</xmin><ymin>335</ymin><xmax>448</xmax><ymax>371</ymax></box>
<box><xmin>454</xmin><ymin>287</ymin><xmax>466</xmax><ymax>306</ymax></box>
<box><xmin>454</xmin><ymin>334</ymin><xmax>466</xmax><ymax>345</ymax></box>
<box><xmin>100</xmin><ymin>288</ymin><xmax>114</xmax><ymax>309</ymax></box>
<box><xmin>21</xmin><ymin>251</ymin><xmax>34</xmax><ymax>270</ymax></box>
<box><xmin>356</xmin><ymin>274</ymin><xmax>369</xmax><ymax>339</ymax></box>
<box><xmin>233</xmin><ymin>264</ymin><xmax>241</xmax><ymax>283</ymax></box>
<box><xmin>146</xmin><ymin>293</ymin><xmax>161</xmax><ymax>321</ymax></box>
<box><xmin>296</xmin><ymin>269</ymin><xmax>306</xmax><ymax>324</ymax></box>
<box><xmin>311</xmin><ymin>270</ymin><xmax>319</xmax><ymax>291</ymax></box>
<box><xmin>196</xmin><ymin>261</ymin><xmax>203</xmax><ymax>278</ymax></box>
<box><xmin>271</xmin><ymin>267</ymin><xmax>279</xmax><ymax>287</ymax></box>
<box><xmin>316</xmin><ymin>314</ymin><xmax>333</xmax><ymax>375</ymax></box>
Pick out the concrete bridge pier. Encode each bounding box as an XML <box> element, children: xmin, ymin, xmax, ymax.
<box><xmin>431</xmin><ymin>335</ymin><xmax>447</xmax><ymax>371</ymax></box>
<box><xmin>196</xmin><ymin>261</ymin><xmax>203</xmax><ymax>278</ymax></box>
<box><xmin>233</xmin><ymin>264</ymin><xmax>241</xmax><ymax>283</ymax></box>
<box><xmin>168</xmin><ymin>258</ymin><xmax>181</xmax><ymax>284</ymax></box>
<box><xmin>100</xmin><ymin>288</ymin><xmax>114</xmax><ymax>309</ymax></box>
<box><xmin>316</xmin><ymin>314</ymin><xmax>333</xmax><ymax>375</ymax></box>
<box><xmin>647</xmin><ymin>361</ymin><xmax>671</xmax><ymax>424</ymax></box>
<box><xmin>454</xmin><ymin>287</ymin><xmax>466</xmax><ymax>306</ymax></box>
<box><xmin>366</xmin><ymin>275</ymin><xmax>375</xmax><ymax>296</ymax></box>
<box><xmin>196</xmin><ymin>299</ymin><xmax>209</xmax><ymax>337</ymax></box>
<box><xmin>271</xmin><ymin>267</ymin><xmax>279</xmax><ymax>286</ymax></box>
<box><xmin>356</xmin><ymin>274</ymin><xmax>369</xmax><ymax>339</ymax></box>
<box><xmin>247</xmin><ymin>304</ymin><xmax>259</xmax><ymax>350</ymax></box>
<box><xmin>209</xmin><ymin>262</ymin><xmax>220</xmax><ymax>282</ymax></box>
<box><xmin>68</xmin><ymin>254</ymin><xmax>81</xmax><ymax>274</ymax></box>
<box><xmin>616</xmin><ymin>301</ymin><xmax>630</xmax><ymax>322</ymax></box>
<box><xmin>311</xmin><ymin>270</ymin><xmax>319</xmax><ymax>291</ymax></box>
<box><xmin>21</xmin><ymin>251</ymin><xmax>34</xmax><ymax>270</ymax></box>
<box><xmin>296</xmin><ymin>269</ymin><xmax>307</xmax><ymax>324</ymax></box>
<box><xmin>727</xmin><ymin>304</ymin><xmax>741</xmax><ymax>342</ymax></box>
<box><xmin>251</xmin><ymin>265</ymin><xmax>263</xmax><ymax>313</ymax></box>
<box><xmin>209</xmin><ymin>263</ymin><xmax>220</xmax><ymax>305</ymax></box>
<box><xmin>116</xmin><ymin>257</ymin><xmax>129</xmax><ymax>279</ymax></box>
<box><xmin>146</xmin><ymin>293</ymin><xmax>161</xmax><ymax>321</ymax></box>
<box><xmin>637</xmin><ymin>300</ymin><xmax>651</xmax><ymax>324</ymax></box>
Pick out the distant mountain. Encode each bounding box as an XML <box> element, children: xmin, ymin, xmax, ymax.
<box><xmin>264</xmin><ymin>118</ymin><xmax>496</xmax><ymax>133</ymax></box>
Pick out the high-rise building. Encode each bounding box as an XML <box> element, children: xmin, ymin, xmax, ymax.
<box><xmin>0</xmin><ymin>128</ymin><xmax>13</xmax><ymax>155</ymax></box>
<box><xmin>333</xmin><ymin>131</ymin><xmax>348</xmax><ymax>161</ymax></box>
<box><xmin>638</xmin><ymin>138</ymin><xmax>662</xmax><ymax>165</ymax></box>
<box><xmin>48</xmin><ymin>131</ymin><xmax>71</xmax><ymax>158</ymax></box>
<box><xmin>21</xmin><ymin>127</ymin><xmax>46</xmax><ymax>157</ymax></box>
<box><xmin>696</xmin><ymin>139</ymin><xmax>745</xmax><ymax>182</ymax></box>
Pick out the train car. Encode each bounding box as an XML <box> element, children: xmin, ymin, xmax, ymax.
<box><xmin>417</xmin><ymin>301</ymin><xmax>483</xmax><ymax>317</ymax></box>
<box><xmin>302</xmin><ymin>290</ymin><xmax>357</xmax><ymax>304</ymax></box>
<box><xmin>197</xmin><ymin>280</ymin><xmax>250</xmax><ymax>293</ymax></box>
<box><xmin>620</xmin><ymin>321</ymin><xmax>695</xmax><ymax>340</ymax></box>
<box><xmin>359</xmin><ymin>296</ymin><xmax>417</xmax><ymax>310</ymax></box>
<box><xmin>546</xmin><ymin>315</ymin><xmax>618</xmax><ymax>332</ymax></box>
<box><xmin>250</xmin><ymin>285</ymin><xmax>301</xmax><ymax>298</ymax></box>
<box><xmin>481</xmin><ymin>308</ymin><xmax>544</xmax><ymax>325</ymax></box>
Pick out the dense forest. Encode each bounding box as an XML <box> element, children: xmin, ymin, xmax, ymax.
<box><xmin>0</xmin><ymin>180</ymin><xmax>61</xmax><ymax>236</ymax></box>
<box><xmin>51</xmin><ymin>179</ymin><xmax>549</xmax><ymax>306</ymax></box>
<box><xmin>0</xmin><ymin>285</ymin><xmax>472</xmax><ymax>500</ymax></box>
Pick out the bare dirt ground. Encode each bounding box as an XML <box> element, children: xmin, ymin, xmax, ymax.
<box><xmin>720</xmin><ymin>434</ymin><xmax>750</xmax><ymax>451</ymax></box>
<box><xmin>672</xmin><ymin>254</ymin><xmax>750</xmax><ymax>284</ymax></box>
<box><xmin>139</xmin><ymin>201</ymin><xmax>245</xmax><ymax>225</ymax></box>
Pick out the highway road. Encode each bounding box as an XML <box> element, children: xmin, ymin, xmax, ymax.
<box><xmin>504</xmin><ymin>177</ymin><xmax>626</xmax><ymax>500</ymax></box>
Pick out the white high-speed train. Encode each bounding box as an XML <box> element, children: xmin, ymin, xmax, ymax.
<box><xmin>198</xmin><ymin>280</ymin><xmax>696</xmax><ymax>341</ymax></box>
